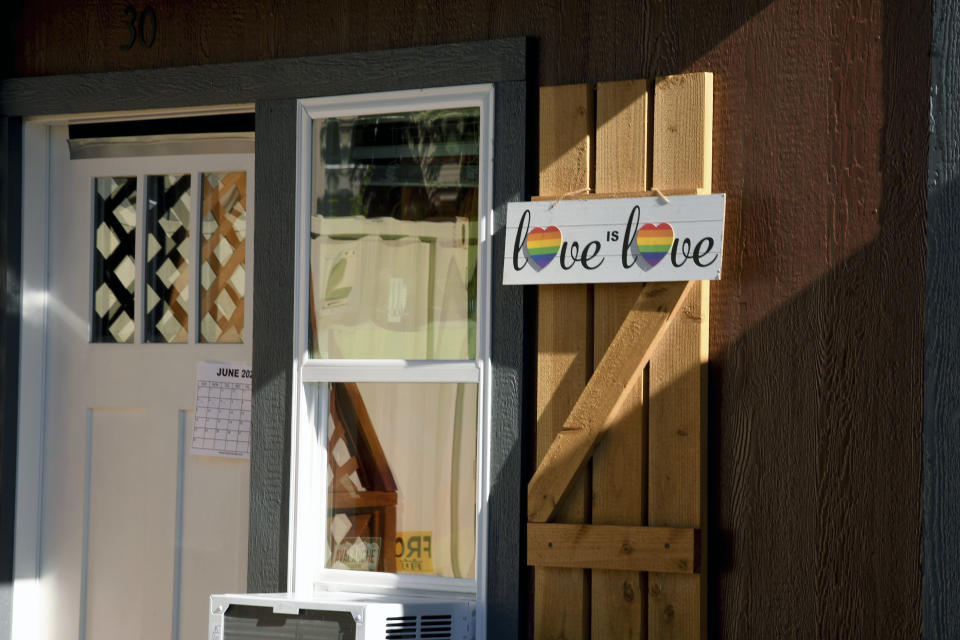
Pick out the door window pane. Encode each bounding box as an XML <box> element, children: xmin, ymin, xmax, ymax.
<box><xmin>144</xmin><ymin>174</ymin><xmax>191</xmax><ymax>343</ymax></box>
<box><xmin>309</xmin><ymin>109</ymin><xmax>479</xmax><ymax>360</ymax></box>
<box><xmin>324</xmin><ymin>382</ymin><xmax>477</xmax><ymax>579</ymax></box>
<box><xmin>92</xmin><ymin>176</ymin><xmax>137</xmax><ymax>343</ymax></box>
<box><xmin>200</xmin><ymin>171</ymin><xmax>247</xmax><ymax>343</ymax></box>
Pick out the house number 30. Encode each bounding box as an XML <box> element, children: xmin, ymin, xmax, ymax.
<box><xmin>121</xmin><ymin>5</ymin><xmax>157</xmax><ymax>50</ymax></box>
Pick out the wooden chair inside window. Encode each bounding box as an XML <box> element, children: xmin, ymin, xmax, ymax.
<box><xmin>327</xmin><ymin>382</ymin><xmax>398</xmax><ymax>572</ymax></box>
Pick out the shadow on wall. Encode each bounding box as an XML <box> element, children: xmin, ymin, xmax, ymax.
<box><xmin>706</xmin><ymin>0</ymin><xmax>925</xmax><ymax>637</ymax></box>
<box><xmin>532</xmin><ymin>1</ymin><xmax>926</xmax><ymax>639</ymax></box>
<box><xmin>0</xmin><ymin>1</ymin><xmax>21</xmax><ymax>79</ymax></box>
<box><xmin>2</xmin><ymin>0</ymin><xmax>780</xmax><ymax>84</ymax></box>
<box><xmin>521</xmin><ymin>0</ymin><xmax>781</xmax><ymax>85</ymax></box>
<box><xmin>524</xmin><ymin>208</ymin><xmax>922</xmax><ymax>639</ymax></box>
<box><xmin>707</xmin><ymin>221</ymin><xmax>922</xmax><ymax>637</ymax></box>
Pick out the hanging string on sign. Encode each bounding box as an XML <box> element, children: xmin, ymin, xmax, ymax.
<box><xmin>548</xmin><ymin>186</ymin><xmax>593</xmax><ymax>210</ymax></box>
<box><xmin>652</xmin><ymin>189</ymin><xmax>670</xmax><ymax>204</ymax></box>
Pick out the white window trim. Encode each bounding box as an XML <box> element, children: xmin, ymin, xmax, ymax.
<box><xmin>300</xmin><ymin>360</ymin><xmax>481</xmax><ymax>384</ymax></box>
<box><xmin>287</xmin><ymin>85</ymin><xmax>495</xmax><ymax>612</ymax></box>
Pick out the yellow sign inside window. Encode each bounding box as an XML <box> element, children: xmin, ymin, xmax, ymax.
<box><xmin>395</xmin><ymin>531</ymin><xmax>434</xmax><ymax>574</ymax></box>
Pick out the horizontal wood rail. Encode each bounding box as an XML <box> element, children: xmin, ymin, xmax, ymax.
<box><xmin>528</xmin><ymin>280</ymin><xmax>693</xmax><ymax>523</ymax></box>
<box><xmin>528</xmin><ymin>523</ymin><xmax>699</xmax><ymax>574</ymax></box>
<box><xmin>530</xmin><ymin>188</ymin><xmax>710</xmax><ymax>201</ymax></box>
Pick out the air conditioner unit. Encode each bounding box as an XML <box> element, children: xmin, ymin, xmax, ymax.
<box><xmin>209</xmin><ymin>591</ymin><xmax>475</xmax><ymax>640</ymax></box>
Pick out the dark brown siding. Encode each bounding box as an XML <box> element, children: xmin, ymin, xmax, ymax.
<box><xmin>5</xmin><ymin>1</ymin><xmax>928</xmax><ymax>637</ymax></box>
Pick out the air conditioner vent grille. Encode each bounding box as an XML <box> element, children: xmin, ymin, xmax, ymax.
<box><xmin>385</xmin><ymin>614</ymin><xmax>453</xmax><ymax>640</ymax></box>
<box><xmin>421</xmin><ymin>613</ymin><xmax>453</xmax><ymax>639</ymax></box>
<box><xmin>386</xmin><ymin>615</ymin><xmax>418</xmax><ymax>639</ymax></box>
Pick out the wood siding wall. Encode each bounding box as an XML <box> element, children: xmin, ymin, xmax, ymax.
<box><xmin>926</xmin><ymin>0</ymin><xmax>960</xmax><ymax>637</ymax></box>
<box><xmin>3</xmin><ymin>1</ymin><xmax>929</xmax><ymax>637</ymax></box>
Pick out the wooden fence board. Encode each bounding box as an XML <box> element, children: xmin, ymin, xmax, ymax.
<box><xmin>596</xmin><ymin>78</ymin><xmax>649</xmax><ymax>193</ymax></box>
<box><xmin>652</xmin><ymin>73</ymin><xmax>713</xmax><ymax>194</ymax></box>
<box><xmin>648</xmin><ymin>72</ymin><xmax>712</xmax><ymax>640</ymax></box>
<box><xmin>647</xmin><ymin>282</ymin><xmax>707</xmax><ymax>639</ymax></box>
<box><xmin>591</xmin><ymin>79</ymin><xmax>650</xmax><ymax>640</ymax></box>
<box><xmin>528</xmin><ymin>523</ymin><xmax>696</xmax><ymax>574</ymax></box>
<box><xmin>529</xmin><ymin>281</ymin><xmax>691</xmax><ymax>524</ymax></box>
<box><xmin>532</xmin><ymin>73</ymin><xmax>712</xmax><ymax>640</ymax></box>
<box><xmin>535</xmin><ymin>83</ymin><xmax>594</xmax><ymax>640</ymax></box>
<box><xmin>540</xmin><ymin>84</ymin><xmax>594</xmax><ymax>196</ymax></box>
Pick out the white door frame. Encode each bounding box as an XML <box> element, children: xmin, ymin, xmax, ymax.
<box><xmin>14</xmin><ymin>118</ymin><xmax>51</xmax><ymax>640</ymax></box>
<box><xmin>13</xmin><ymin>106</ymin><xmax>253</xmax><ymax>639</ymax></box>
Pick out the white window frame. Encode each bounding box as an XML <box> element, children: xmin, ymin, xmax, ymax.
<box><xmin>288</xmin><ymin>85</ymin><xmax>495</xmax><ymax>604</ymax></box>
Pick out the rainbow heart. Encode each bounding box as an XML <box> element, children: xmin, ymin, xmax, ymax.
<box><xmin>526</xmin><ymin>226</ymin><xmax>562</xmax><ymax>269</ymax></box>
<box><xmin>635</xmin><ymin>222</ymin><xmax>674</xmax><ymax>267</ymax></box>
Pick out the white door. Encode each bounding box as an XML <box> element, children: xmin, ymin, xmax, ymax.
<box><xmin>36</xmin><ymin>126</ymin><xmax>254</xmax><ymax>640</ymax></box>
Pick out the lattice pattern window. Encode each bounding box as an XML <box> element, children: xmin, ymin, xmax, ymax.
<box><xmin>322</xmin><ymin>381</ymin><xmax>478</xmax><ymax>578</ymax></box>
<box><xmin>93</xmin><ymin>176</ymin><xmax>137</xmax><ymax>343</ymax></box>
<box><xmin>326</xmin><ymin>382</ymin><xmax>398</xmax><ymax>574</ymax></box>
<box><xmin>90</xmin><ymin>170</ymin><xmax>248</xmax><ymax>345</ymax></box>
<box><xmin>144</xmin><ymin>174</ymin><xmax>191</xmax><ymax>343</ymax></box>
<box><xmin>200</xmin><ymin>171</ymin><xmax>247</xmax><ymax>343</ymax></box>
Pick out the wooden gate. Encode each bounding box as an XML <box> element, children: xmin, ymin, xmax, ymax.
<box><xmin>529</xmin><ymin>74</ymin><xmax>712</xmax><ymax>640</ymax></box>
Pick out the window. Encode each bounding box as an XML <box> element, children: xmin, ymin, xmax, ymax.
<box><xmin>290</xmin><ymin>86</ymin><xmax>494</xmax><ymax>596</ymax></box>
<box><xmin>90</xmin><ymin>169</ymin><xmax>249</xmax><ymax>344</ymax></box>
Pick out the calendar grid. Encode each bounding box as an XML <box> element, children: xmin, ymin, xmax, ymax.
<box><xmin>191</xmin><ymin>363</ymin><xmax>252</xmax><ymax>458</ymax></box>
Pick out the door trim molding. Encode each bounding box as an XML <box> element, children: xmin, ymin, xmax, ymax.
<box><xmin>0</xmin><ymin>116</ymin><xmax>23</xmax><ymax>640</ymax></box>
<box><xmin>0</xmin><ymin>40</ymin><xmax>528</xmax><ymax>118</ymax></box>
<box><xmin>10</xmin><ymin>120</ymin><xmax>45</xmax><ymax>640</ymax></box>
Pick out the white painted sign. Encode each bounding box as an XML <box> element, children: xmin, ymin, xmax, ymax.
<box><xmin>191</xmin><ymin>361</ymin><xmax>252</xmax><ymax>458</ymax></box>
<box><xmin>502</xmin><ymin>194</ymin><xmax>726</xmax><ymax>285</ymax></box>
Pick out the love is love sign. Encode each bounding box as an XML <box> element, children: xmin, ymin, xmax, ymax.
<box><xmin>502</xmin><ymin>194</ymin><xmax>726</xmax><ymax>285</ymax></box>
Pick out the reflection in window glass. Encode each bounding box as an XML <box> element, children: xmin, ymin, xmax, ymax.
<box><xmin>309</xmin><ymin>109</ymin><xmax>479</xmax><ymax>360</ymax></box>
<box><xmin>200</xmin><ymin>171</ymin><xmax>247</xmax><ymax>343</ymax></box>
<box><xmin>144</xmin><ymin>174</ymin><xmax>191</xmax><ymax>343</ymax></box>
<box><xmin>324</xmin><ymin>382</ymin><xmax>477</xmax><ymax>579</ymax></box>
<box><xmin>92</xmin><ymin>176</ymin><xmax>137</xmax><ymax>343</ymax></box>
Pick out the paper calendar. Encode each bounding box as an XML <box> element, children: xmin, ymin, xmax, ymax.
<box><xmin>191</xmin><ymin>362</ymin><xmax>252</xmax><ymax>458</ymax></box>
